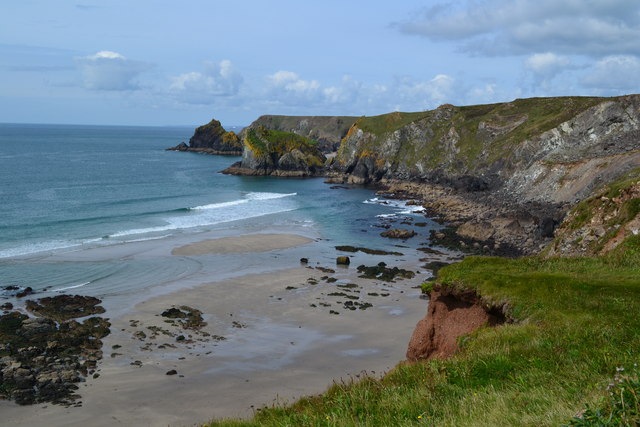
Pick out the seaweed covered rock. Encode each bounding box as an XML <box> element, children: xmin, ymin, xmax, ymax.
<box><xmin>357</xmin><ymin>262</ymin><xmax>415</xmax><ymax>282</ymax></box>
<box><xmin>380</xmin><ymin>228</ymin><xmax>416</xmax><ymax>239</ymax></box>
<box><xmin>0</xmin><ymin>295</ymin><xmax>110</xmax><ymax>406</ymax></box>
<box><xmin>26</xmin><ymin>294</ymin><xmax>105</xmax><ymax>321</ymax></box>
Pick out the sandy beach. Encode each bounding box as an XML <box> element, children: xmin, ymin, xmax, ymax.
<box><xmin>0</xmin><ymin>232</ymin><xmax>450</xmax><ymax>426</ymax></box>
<box><xmin>171</xmin><ymin>233</ymin><xmax>313</xmax><ymax>255</ymax></box>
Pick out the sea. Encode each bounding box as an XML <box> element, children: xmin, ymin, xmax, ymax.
<box><xmin>0</xmin><ymin>123</ymin><xmax>441</xmax><ymax>308</ymax></box>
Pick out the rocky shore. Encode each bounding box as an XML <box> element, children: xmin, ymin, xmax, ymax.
<box><xmin>0</xmin><ymin>294</ymin><xmax>110</xmax><ymax>406</ymax></box>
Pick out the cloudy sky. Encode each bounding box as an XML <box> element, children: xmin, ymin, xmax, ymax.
<box><xmin>2</xmin><ymin>0</ymin><xmax>639</xmax><ymax>127</ymax></box>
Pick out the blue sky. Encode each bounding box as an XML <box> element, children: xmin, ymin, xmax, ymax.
<box><xmin>2</xmin><ymin>0</ymin><xmax>640</xmax><ymax>127</ymax></box>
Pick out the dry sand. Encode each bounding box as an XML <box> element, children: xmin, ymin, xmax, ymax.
<box><xmin>0</xmin><ymin>233</ymin><xmax>431</xmax><ymax>427</ymax></box>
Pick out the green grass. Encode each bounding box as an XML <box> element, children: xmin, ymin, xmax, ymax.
<box><xmin>245</xmin><ymin>126</ymin><xmax>323</xmax><ymax>160</ymax></box>
<box><xmin>206</xmin><ymin>235</ymin><xmax>640</xmax><ymax>426</ymax></box>
<box><xmin>356</xmin><ymin>111</ymin><xmax>434</xmax><ymax>136</ymax></box>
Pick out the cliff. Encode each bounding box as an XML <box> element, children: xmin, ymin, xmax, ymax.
<box><xmin>240</xmin><ymin>115</ymin><xmax>358</xmax><ymax>153</ymax></box>
<box><xmin>544</xmin><ymin>166</ymin><xmax>640</xmax><ymax>256</ymax></box>
<box><xmin>167</xmin><ymin>118</ymin><xmax>242</xmax><ymax>155</ymax></box>
<box><xmin>331</xmin><ymin>96</ymin><xmax>640</xmax><ymax>202</ymax></box>
<box><xmin>223</xmin><ymin>126</ymin><xmax>326</xmax><ymax>177</ymax></box>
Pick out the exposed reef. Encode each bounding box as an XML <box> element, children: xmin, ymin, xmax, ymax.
<box><xmin>0</xmin><ymin>295</ymin><xmax>110</xmax><ymax>406</ymax></box>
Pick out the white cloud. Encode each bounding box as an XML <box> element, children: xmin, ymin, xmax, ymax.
<box><xmin>265</xmin><ymin>71</ymin><xmax>323</xmax><ymax>105</ymax></box>
<box><xmin>398</xmin><ymin>0</ymin><xmax>640</xmax><ymax>57</ymax></box>
<box><xmin>259</xmin><ymin>70</ymin><xmax>459</xmax><ymax>113</ymax></box>
<box><xmin>392</xmin><ymin>74</ymin><xmax>456</xmax><ymax>110</ymax></box>
<box><xmin>525</xmin><ymin>53</ymin><xmax>570</xmax><ymax>77</ymax></box>
<box><xmin>76</xmin><ymin>50</ymin><xmax>150</xmax><ymax>90</ymax></box>
<box><xmin>169</xmin><ymin>59</ymin><xmax>243</xmax><ymax>104</ymax></box>
<box><xmin>582</xmin><ymin>55</ymin><xmax>640</xmax><ymax>92</ymax></box>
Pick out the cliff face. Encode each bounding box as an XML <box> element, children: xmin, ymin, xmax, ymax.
<box><xmin>241</xmin><ymin>115</ymin><xmax>358</xmax><ymax>153</ymax></box>
<box><xmin>223</xmin><ymin>126</ymin><xmax>326</xmax><ymax>177</ymax></box>
<box><xmin>544</xmin><ymin>167</ymin><xmax>640</xmax><ymax>257</ymax></box>
<box><xmin>332</xmin><ymin>96</ymin><xmax>640</xmax><ymax>205</ymax></box>
<box><xmin>406</xmin><ymin>286</ymin><xmax>505</xmax><ymax>361</ymax></box>
<box><xmin>168</xmin><ymin>118</ymin><xmax>242</xmax><ymax>155</ymax></box>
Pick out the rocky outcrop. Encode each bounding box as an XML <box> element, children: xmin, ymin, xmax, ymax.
<box><xmin>242</xmin><ymin>115</ymin><xmax>358</xmax><ymax>153</ymax></box>
<box><xmin>0</xmin><ymin>295</ymin><xmax>110</xmax><ymax>406</ymax></box>
<box><xmin>223</xmin><ymin>126</ymin><xmax>326</xmax><ymax>177</ymax></box>
<box><xmin>406</xmin><ymin>286</ymin><xmax>506</xmax><ymax>361</ymax></box>
<box><xmin>380</xmin><ymin>228</ymin><xmax>416</xmax><ymax>239</ymax></box>
<box><xmin>167</xmin><ymin>118</ymin><xmax>242</xmax><ymax>155</ymax></box>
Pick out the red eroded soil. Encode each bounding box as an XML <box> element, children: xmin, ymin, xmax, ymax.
<box><xmin>406</xmin><ymin>288</ymin><xmax>504</xmax><ymax>361</ymax></box>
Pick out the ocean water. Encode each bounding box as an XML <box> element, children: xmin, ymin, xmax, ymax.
<box><xmin>0</xmin><ymin>123</ymin><xmax>439</xmax><ymax>302</ymax></box>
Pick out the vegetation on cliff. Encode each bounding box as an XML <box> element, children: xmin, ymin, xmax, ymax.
<box><xmin>234</xmin><ymin>126</ymin><xmax>326</xmax><ymax>175</ymax></box>
<box><xmin>246</xmin><ymin>115</ymin><xmax>357</xmax><ymax>152</ymax></box>
<box><xmin>337</xmin><ymin>96</ymin><xmax>605</xmax><ymax>176</ymax></box>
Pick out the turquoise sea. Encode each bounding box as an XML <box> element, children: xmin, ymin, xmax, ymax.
<box><xmin>0</xmin><ymin>123</ymin><xmax>439</xmax><ymax>303</ymax></box>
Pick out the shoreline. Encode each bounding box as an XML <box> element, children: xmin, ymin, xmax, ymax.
<box><xmin>1</xmin><ymin>231</ymin><xmax>456</xmax><ymax>426</ymax></box>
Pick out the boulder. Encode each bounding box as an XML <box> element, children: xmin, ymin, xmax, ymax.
<box><xmin>336</xmin><ymin>256</ymin><xmax>351</xmax><ymax>265</ymax></box>
<box><xmin>380</xmin><ymin>228</ymin><xmax>416</xmax><ymax>239</ymax></box>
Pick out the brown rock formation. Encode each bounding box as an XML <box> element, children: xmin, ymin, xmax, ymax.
<box><xmin>406</xmin><ymin>287</ymin><xmax>505</xmax><ymax>361</ymax></box>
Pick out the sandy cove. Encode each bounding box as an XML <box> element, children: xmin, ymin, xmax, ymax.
<box><xmin>0</xmin><ymin>233</ymin><xmax>444</xmax><ymax>426</ymax></box>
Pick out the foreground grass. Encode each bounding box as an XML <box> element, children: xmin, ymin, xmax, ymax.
<box><xmin>208</xmin><ymin>237</ymin><xmax>640</xmax><ymax>426</ymax></box>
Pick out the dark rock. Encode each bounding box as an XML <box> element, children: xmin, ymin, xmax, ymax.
<box><xmin>335</xmin><ymin>245</ymin><xmax>403</xmax><ymax>256</ymax></box>
<box><xmin>16</xmin><ymin>287</ymin><xmax>33</xmax><ymax>298</ymax></box>
<box><xmin>336</xmin><ymin>256</ymin><xmax>350</xmax><ymax>265</ymax></box>
<box><xmin>452</xmin><ymin>175</ymin><xmax>489</xmax><ymax>192</ymax></box>
<box><xmin>166</xmin><ymin>370</ymin><xmax>177</xmax><ymax>376</ymax></box>
<box><xmin>161</xmin><ymin>308</ymin><xmax>187</xmax><ymax>319</ymax></box>
<box><xmin>299</xmin><ymin>258</ymin><xmax>309</xmax><ymax>264</ymax></box>
<box><xmin>19</xmin><ymin>317</ymin><xmax>56</xmax><ymax>336</ymax></box>
<box><xmin>25</xmin><ymin>295</ymin><xmax>104</xmax><ymax>321</ymax></box>
<box><xmin>1</xmin><ymin>302</ymin><xmax>13</xmax><ymax>310</ymax></box>
<box><xmin>356</xmin><ymin>262</ymin><xmax>415</xmax><ymax>282</ymax></box>
<box><xmin>0</xmin><ymin>294</ymin><xmax>110</xmax><ymax>407</ymax></box>
<box><xmin>539</xmin><ymin>217</ymin><xmax>557</xmax><ymax>238</ymax></box>
<box><xmin>161</xmin><ymin>306</ymin><xmax>205</xmax><ymax>329</ymax></box>
<box><xmin>167</xmin><ymin>141</ymin><xmax>188</xmax><ymax>151</ymax></box>
<box><xmin>380</xmin><ymin>228</ymin><xmax>416</xmax><ymax>239</ymax></box>
<box><xmin>189</xmin><ymin>119</ymin><xmax>242</xmax><ymax>153</ymax></box>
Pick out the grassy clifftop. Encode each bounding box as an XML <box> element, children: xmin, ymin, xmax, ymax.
<box><xmin>246</xmin><ymin>115</ymin><xmax>358</xmax><ymax>152</ymax></box>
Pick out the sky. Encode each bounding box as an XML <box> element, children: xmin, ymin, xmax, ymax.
<box><xmin>2</xmin><ymin>0</ymin><xmax>640</xmax><ymax>127</ymax></box>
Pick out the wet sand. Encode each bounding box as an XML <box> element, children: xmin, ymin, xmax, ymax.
<box><xmin>171</xmin><ymin>233</ymin><xmax>313</xmax><ymax>255</ymax></box>
<box><xmin>0</xmin><ymin>233</ymin><xmax>440</xmax><ymax>426</ymax></box>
